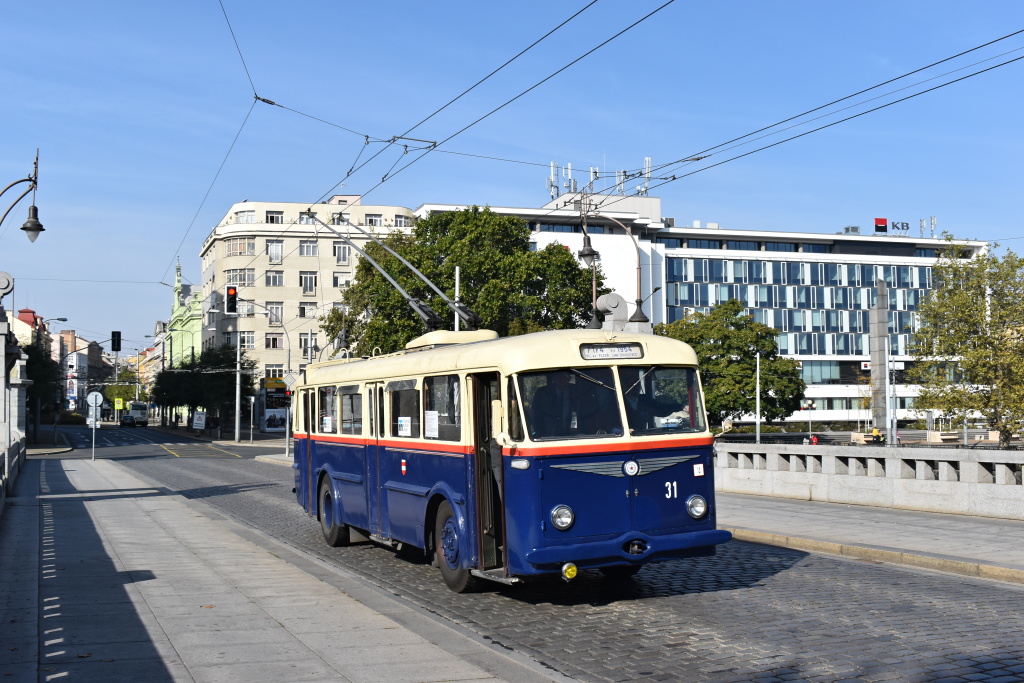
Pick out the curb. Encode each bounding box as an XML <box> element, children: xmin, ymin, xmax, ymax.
<box><xmin>724</xmin><ymin>527</ymin><xmax>1024</xmax><ymax>585</ymax></box>
<box><xmin>254</xmin><ymin>454</ymin><xmax>292</xmax><ymax>467</ymax></box>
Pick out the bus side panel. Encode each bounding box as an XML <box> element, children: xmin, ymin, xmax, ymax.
<box><xmin>501</xmin><ymin>457</ymin><xmax>545</xmax><ymax>576</ymax></box>
<box><xmin>293</xmin><ymin>435</ymin><xmax>310</xmax><ymax>513</ymax></box>
<box><xmin>383</xmin><ymin>446</ymin><xmax>470</xmax><ymax>551</ymax></box>
<box><xmin>318</xmin><ymin>441</ymin><xmax>370</xmax><ymax>531</ymax></box>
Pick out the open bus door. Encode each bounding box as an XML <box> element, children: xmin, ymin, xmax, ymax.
<box><xmin>366</xmin><ymin>383</ymin><xmax>387</xmax><ymax>538</ymax></box>
<box><xmin>469</xmin><ymin>372</ymin><xmax>505</xmax><ymax>573</ymax></box>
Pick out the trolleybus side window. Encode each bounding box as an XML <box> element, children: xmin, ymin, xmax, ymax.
<box><xmin>423</xmin><ymin>374</ymin><xmax>461</xmax><ymax>441</ymax></box>
<box><xmin>340</xmin><ymin>385</ymin><xmax>362</xmax><ymax>435</ymax></box>
<box><xmin>617</xmin><ymin>366</ymin><xmax>706</xmax><ymax>435</ymax></box>
<box><xmin>301</xmin><ymin>389</ymin><xmax>312</xmax><ymax>434</ymax></box>
<box><xmin>519</xmin><ymin>368</ymin><xmax>621</xmax><ymax>441</ymax></box>
<box><xmin>318</xmin><ymin>386</ymin><xmax>338</xmax><ymax>434</ymax></box>
<box><xmin>507</xmin><ymin>377</ymin><xmax>524</xmax><ymax>442</ymax></box>
<box><xmin>386</xmin><ymin>379</ymin><xmax>420</xmax><ymax>438</ymax></box>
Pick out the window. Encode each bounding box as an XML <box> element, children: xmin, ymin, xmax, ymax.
<box><xmin>388</xmin><ymin>380</ymin><xmax>420</xmax><ymax>438</ymax></box>
<box><xmin>657</xmin><ymin>237</ymin><xmax>683</xmax><ymax>249</ymax></box>
<box><xmin>318</xmin><ymin>386</ymin><xmax>337</xmax><ymax>434</ymax></box>
<box><xmin>689</xmin><ymin>239</ymin><xmax>721</xmax><ymax>250</ymax></box>
<box><xmin>265</xmin><ymin>270</ymin><xmax>284</xmax><ymax>287</ymax></box>
<box><xmin>299</xmin><ymin>240</ymin><xmax>318</xmax><ymax>256</ymax></box>
<box><xmin>265</xmin><ymin>364</ymin><xmax>284</xmax><ymax>379</ymax></box>
<box><xmin>333</xmin><ymin>272</ymin><xmax>350</xmax><ymax>288</ymax></box>
<box><xmin>424</xmin><ymin>375</ymin><xmax>461</xmax><ymax>441</ymax></box>
<box><xmin>519</xmin><ymin>368</ymin><xmax>622</xmax><ymax>441</ymax></box>
<box><xmin>226</xmin><ymin>268</ymin><xmax>255</xmax><ymax>286</ymax></box>
<box><xmin>726</xmin><ymin>240</ymin><xmax>758</xmax><ymax>251</ymax></box>
<box><xmin>298</xmin><ymin>211</ymin><xmax>317</xmax><ymax>225</ymax></box>
<box><xmin>802</xmin><ymin>243</ymin><xmax>830</xmax><ymax>253</ymax></box>
<box><xmin>266</xmin><ymin>240</ymin><xmax>283</xmax><ymax>263</ymax></box>
<box><xmin>300</xmin><ymin>271</ymin><xmax>317</xmax><ymax>295</ymax></box>
<box><xmin>226</xmin><ymin>237</ymin><xmax>255</xmax><ymax>256</ymax></box>
<box><xmin>299</xmin><ymin>332</ymin><xmax>318</xmax><ymax>352</ymax></box>
<box><xmin>394</xmin><ymin>215</ymin><xmax>412</xmax><ymax>228</ymax></box>
<box><xmin>223</xmin><ymin>332</ymin><xmax>235</xmax><ymax>347</ymax></box>
<box><xmin>267</xmin><ymin>302</ymin><xmax>283</xmax><ymax>325</ymax></box>
<box><xmin>298</xmin><ymin>302</ymin><xmax>318</xmax><ymax>318</ymax></box>
<box><xmin>341</xmin><ymin>386</ymin><xmax>362</xmax><ymax>435</ymax></box>
<box><xmin>333</xmin><ymin>242</ymin><xmax>350</xmax><ymax>264</ymax></box>
<box><xmin>235</xmin><ymin>210</ymin><xmax>255</xmax><ymax>224</ymax></box>
<box><xmin>617</xmin><ymin>366</ymin><xmax>705</xmax><ymax>435</ymax></box>
<box><xmin>365</xmin><ymin>214</ymin><xmax>383</xmax><ymax>227</ymax></box>
<box><xmin>265</xmin><ymin>333</ymin><xmax>284</xmax><ymax>349</ymax></box>
<box><xmin>266</xmin><ymin>211</ymin><xmax>284</xmax><ymax>224</ymax></box>
<box><xmin>764</xmin><ymin>241</ymin><xmax>797</xmax><ymax>252</ymax></box>
<box><xmin>331</xmin><ymin>212</ymin><xmax>349</xmax><ymax>225</ymax></box>
<box><xmin>239</xmin><ymin>331</ymin><xmax>255</xmax><ymax>349</ymax></box>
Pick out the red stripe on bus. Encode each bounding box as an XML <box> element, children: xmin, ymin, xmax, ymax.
<box><xmin>295</xmin><ymin>434</ymin><xmax>471</xmax><ymax>456</ymax></box>
<box><xmin>507</xmin><ymin>435</ymin><xmax>714</xmax><ymax>457</ymax></box>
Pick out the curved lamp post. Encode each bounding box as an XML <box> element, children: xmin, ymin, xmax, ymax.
<box><xmin>0</xmin><ymin>151</ymin><xmax>44</xmax><ymax>242</ymax></box>
<box><xmin>591</xmin><ymin>213</ymin><xmax>652</xmax><ymax>324</ymax></box>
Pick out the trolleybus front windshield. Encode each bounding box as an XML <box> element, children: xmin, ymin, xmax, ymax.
<box><xmin>518</xmin><ymin>365</ymin><xmax>705</xmax><ymax>441</ymax></box>
<box><xmin>618</xmin><ymin>365</ymin><xmax>705</xmax><ymax>435</ymax></box>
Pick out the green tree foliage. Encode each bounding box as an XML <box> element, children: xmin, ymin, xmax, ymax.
<box><xmin>655</xmin><ymin>299</ymin><xmax>805</xmax><ymax>426</ymax></box>
<box><xmin>151</xmin><ymin>344</ymin><xmax>256</xmax><ymax>420</ymax></box>
<box><xmin>104</xmin><ymin>366</ymin><xmax>144</xmax><ymax>406</ymax></box>
<box><xmin>321</xmin><ymin>207</ymin><xmax>604</xmax><ymax>354</ymax></box>
<box><xmin>20</xmin><ymin>343</ymin><xmax>61</xmax><ymax>414</ymax></box>
<box><xmin>908</xmin><ymin>244</ymin><xmax>1024</xmax><ymax>447</ymax></box>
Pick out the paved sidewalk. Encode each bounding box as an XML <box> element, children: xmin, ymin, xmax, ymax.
<box><xmin>0</xmin><ymin>457</ymin><xmax>566</xmax><ymax>682</ymax></box>
<box><xmin>717</xmin><ymin>491</ymin><xmax>1024</xmax><ymax>585</ymax></box>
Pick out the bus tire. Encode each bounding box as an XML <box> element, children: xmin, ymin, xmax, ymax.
<box><xmin>434</xmin><ymin>500</ymin><xmax>479</xmax><ymax>593</ymax></box>
<box><xmin>319</xmin><ymin>478</ymin><xmax>349</xmax><ymax>547</ymax></box>
<box><xmin>600</xmin><ymin>565</ymin><xmax>641</xmax><ymax>580</ymax></box>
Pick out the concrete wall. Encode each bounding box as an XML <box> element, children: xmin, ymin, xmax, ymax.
<box><xmin>715</xmin><ymin>443</ymin><xmax>1024</xmax><ymax>521</ymax></box>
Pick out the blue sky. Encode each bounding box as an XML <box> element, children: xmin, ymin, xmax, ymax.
<box><xmin>2</xmin><ymin>1</ymin><xmax>1021</xmax><ymax>352</ymax></box>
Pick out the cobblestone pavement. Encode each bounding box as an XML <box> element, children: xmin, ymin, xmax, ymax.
<box><xmin>116</xmin><ymin>451</ymin><xmax>1024</xmax><ymax>683</ymax></box>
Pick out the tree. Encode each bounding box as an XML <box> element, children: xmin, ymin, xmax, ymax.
<box><xmin>655</xmin><ymin>299</ymin><xmax>805</xmax><ymax>427</ymax></box>
<box><xmin>151</xmin><ymin>344</ymin><xmax>256</xmax><ymax>424</ymax></box>
<box><xmin>20</xmin><ymin>342</ymin><xmax>61</xmax><ymax>441</ymax></box>
<box><xmin>908</xmin><ymin>244</ymin><xmax>1024</xmax><ymax>447</ymax></box>
<box><xmin>321</xmin><ymin>206</ymin><xmax>604</xmax><ymax>354</ymax></box>
<box><xmin>104</xmin><ymin>366</ymin><xmax>143</xmax><ymax>406</ymax></box>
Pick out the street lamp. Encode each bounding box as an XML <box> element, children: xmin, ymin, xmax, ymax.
<box><xmin>592</xmin><ymin>213</ymin><xmax>652</xmax><ymax>324</ymax></box>
<box><xmin>803</xmin><ymin>399</ymin><xmax>816</xmax><ymax>439</ymax></box>
<box><xmin>0</xmin><ymin>151</ymin><xmax>44</xmax><ymax>242</ymax></box>
<box><xmin>577</xmin><ymin>234</ymin><xmax>601</xmax><ymax>329</ymax></box>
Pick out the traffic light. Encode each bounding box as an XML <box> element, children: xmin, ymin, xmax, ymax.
<box><xmin>225</xmin><ymin>286</ymin><xmax>238</xmax><ymax>314</ymax></box>
<box><xmin>111</xmin><ymin>330</ymin><xmax>121</xmax><ymax>352</ymax></box>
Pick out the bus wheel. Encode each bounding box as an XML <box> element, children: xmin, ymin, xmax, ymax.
<box><xmin>319</xmin><ymin>478</ymin><xmax>349</xmax><ymax>547</ymax></box>
<box><xmin>434</xmin><ymin>501</ymin><xmax>479</xmax><ymax>593</ymax></box>
<box><xmin>600</xmin><ymin>565</ymin><xmax>641</xmax><ymax>580</ymax></box>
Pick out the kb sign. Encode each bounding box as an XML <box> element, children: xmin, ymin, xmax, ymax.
<box><xmin>874</xmin><ymin>217</ymin><xmax>910</xmax><ymax>234</ymax></box>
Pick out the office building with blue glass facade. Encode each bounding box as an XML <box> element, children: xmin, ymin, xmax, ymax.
<box><xmin>415</xmin><ymin>195</ymin><xmax>987</xmax><ymax>427</ymax></box>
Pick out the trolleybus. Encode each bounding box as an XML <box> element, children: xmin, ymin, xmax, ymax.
<box><xmin>293</xmin><ymin>327</ymin><xmax>730</xmax><ymax>592</ymax></box>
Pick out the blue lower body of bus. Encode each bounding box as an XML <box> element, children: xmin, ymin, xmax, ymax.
<box><xmin>295</xmin><ymin>436</ymin><xmax>730</xmax><ymax>580</ymax></box>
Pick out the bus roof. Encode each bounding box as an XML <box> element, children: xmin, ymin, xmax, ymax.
<box><xmin>301</xmin><ymin>329</ymin><xmax>698</xmax><ymax>387</ymax></box>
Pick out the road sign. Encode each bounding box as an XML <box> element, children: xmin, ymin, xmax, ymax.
<box><xmin>115</xmin><ymin>398</ymin><xmax>123</xmax><ymax>410</ymax></box>
<box><xmin>86</xmin><ymin>391</ymin><xmax>103</xmax><ymax>408</ymax></box>
<box><xmin>284</xmin><ymin>373</ymin><xmax>297</xmax><ymax>387</ymax></box>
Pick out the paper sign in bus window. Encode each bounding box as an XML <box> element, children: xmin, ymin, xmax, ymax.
<box><xmin>398</xmin><ymin>416</ymin><xmax>412</xmax><ymax>437</ymax></box>
<box><xmin>425</xmin><ymin>411</ymin><xmax>439</xmax><ymax>438</ymax></box>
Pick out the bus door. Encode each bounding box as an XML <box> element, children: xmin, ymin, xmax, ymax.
<box><xmin>366</xmin><ymin>383</ymin><xmax>388</xmax><ymax>537</ymax></box>
<box><xmin>469</xmin><ymin>372</ymin><xmax>505</xmax><ymax>571</ymax></box>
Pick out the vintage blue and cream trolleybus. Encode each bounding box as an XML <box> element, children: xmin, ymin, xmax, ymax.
<box><xmin>293</xmin><ymin>327</ymin><xmax>731</xmax><ymax>592</ymax></box>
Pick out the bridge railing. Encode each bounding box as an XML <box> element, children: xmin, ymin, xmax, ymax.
<box><xmin>713</xmin><ymin>442</ymin><xmax>1024</xmax><ymax>521</ymax></box>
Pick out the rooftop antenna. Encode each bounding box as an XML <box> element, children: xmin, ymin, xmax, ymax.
<box><xmin>636</xmin><ymin>157</ymin><xmax>652</xmax><ymax>196</ymax></box>
<box><xmin>547</xmin><ymin>161</ymin><xmax>559</xmax><ymax>200</ymax></box>
<box><xmin>562</xmin><ymin>163</ymin><xmax>577</xmax><ymax>194</ymax></box>
<box><xmin>919</xmin><ymin>218</ymin><xmax>925</xmax><ymax>238</ymax></box>
<box><xmin>930</xmin><ymin>216</ymin><xmax>936</xmax><ymax>239</ymax></box>
<box><xmin>589</xmin><ymin>166</ymin><xmax>599</xmax><ymax>187</ymax></box>
<box><xmin>303</xmin><ymin>212</ymin><xmax>481</xmax><ymax>331</ymax></box>
<box><xmin>615</xmin><ymin>170</ymin><xmax>626</xmax><ymax>196</ymax></box>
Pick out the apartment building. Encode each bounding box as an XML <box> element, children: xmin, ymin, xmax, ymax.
<box><xmin>200</xmin><ymin>195</ymin><xmax>416</xmax><ymax>382</ymax></box>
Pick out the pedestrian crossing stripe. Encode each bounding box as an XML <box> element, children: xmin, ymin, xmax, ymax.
<box><xmin>158</xmin><ymin>443</ymin><xmax>243</xmax><ymax>458</ymax></box>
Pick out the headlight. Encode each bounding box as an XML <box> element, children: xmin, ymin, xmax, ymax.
<box><xmin>550</xmin><ymin>505</ymin><xmax>575</xmax><ymax>531</ymax></box>
<box><xmin>685</xmin><ymin>494</ymin><xmax>708</xmax><ymax>519</ymax></box>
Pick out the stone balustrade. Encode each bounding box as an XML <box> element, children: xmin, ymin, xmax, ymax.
<box><xmin>714</xmin><ymin>443</ymin><xmax>1024</xmax><ymax>520</ymax></box>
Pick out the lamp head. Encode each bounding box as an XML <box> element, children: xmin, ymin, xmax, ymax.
<box><xmin>21</xmin><ymin>205</ymin><xmax>44</xmax><ymax>243</ymax></box>
<box><xmin>578</xmin><ymin>235</ymin><xmax>599</xmax><ymax>267</ymax></box>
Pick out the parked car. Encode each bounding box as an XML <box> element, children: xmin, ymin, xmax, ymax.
<box><xmin>119</xmin><ymin>415</ymin><xmax>136</xmax><ymax>428</ymax></box>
